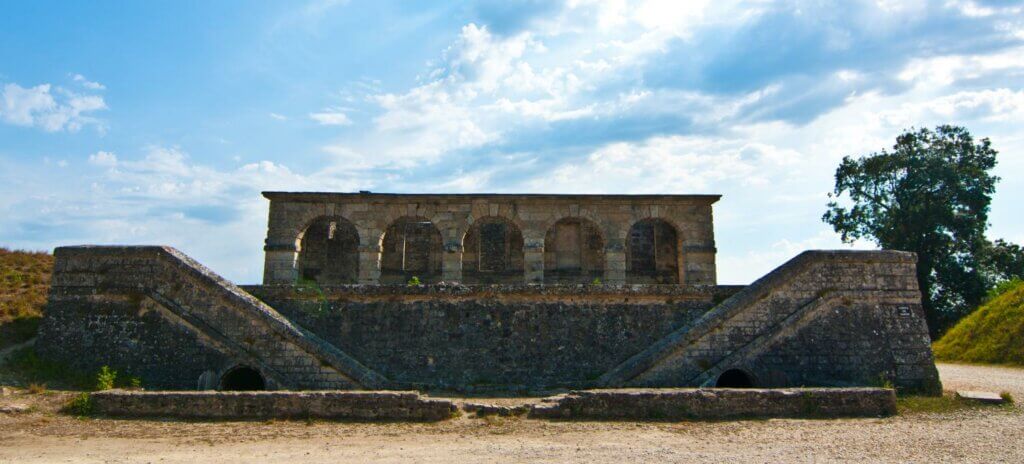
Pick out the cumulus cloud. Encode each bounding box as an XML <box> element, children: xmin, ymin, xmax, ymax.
<box><xmin>0</xmin><ymin>82</ymin><xmax>107</xmax><ymax>132</ymax></box>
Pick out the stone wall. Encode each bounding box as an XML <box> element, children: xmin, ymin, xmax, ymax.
<box><xmin>262</xmin><ymin>193</ymin><xmax>720</xmax><ymax>286</ymax></box>
<box><xmin>90</xmin><ymin>390</ymin><xmax>457</xmax><ymax>421</ymax></box>
<box><xmin>531</xmin><ymin>388</ymin><xmax>897</xmax><ymax>420</ymax></box>
<box><xmin>38</xmin><ymin>246</ymin><xmax>940</xmax><ymax>394</ymax></box>
<box><xmin>244</xmin><ymin>285</ymin><xmax>717</xmax><ymax>391</ymax></box>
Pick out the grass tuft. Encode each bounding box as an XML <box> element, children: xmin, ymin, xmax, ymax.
<box><xmin>897</xmin><ymin>393</ymin><xmax>975</xmax><ymax>414</ymax></box>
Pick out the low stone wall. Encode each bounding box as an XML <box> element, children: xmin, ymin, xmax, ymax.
<box><xmin>90</xmin><ymin>390</ymin><xmax>457</xmax><ymax>421</ymax></box>
<box><xmin>531</xmin><ymin>388</ymin><xmax>897</xmax><ymax>420</ymax></box>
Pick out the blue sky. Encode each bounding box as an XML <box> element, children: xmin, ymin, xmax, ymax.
<box><xmin>1</xmin><ymin>0</ymin><xmax>1023</xmax><ymax>284</ymax></box>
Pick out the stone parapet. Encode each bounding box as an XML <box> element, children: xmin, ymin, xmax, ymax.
<box><xmin>530</xmin><ymin>387</ymin><xmax>897</xmax><ymax>420</ymax></box>
<box><xmin>90</xmin><ymin>390</ymin><xmax>457</xmax><ymax>421</ymax></box>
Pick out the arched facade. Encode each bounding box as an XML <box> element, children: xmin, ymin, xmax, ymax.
<box><xmin>380</xmin><ymin>216</ymin><xmax>444</xmax><ymax>284</ymax></box>
<box><xmin>262</xmin><ymin>193</ymin><xmax>720</xmax><ymax>286</ymax></box>
<box><xmin>296</xmin><ymin>216</ymin><xmax>359</xmax><ymax>284</ymax></box>
<box><xmin>626</xmin><ymin>218</ymin><xmax>680</xmax><ymax>284</ymax></box>
<box><xmin>462</xmin><ymin>216</ymin><xmax>525</xmax><ymax>284</ymax></box>
<box><xmin>544</xmin><ymin>217</ymin><xmax>605</xmax><ymax>284</ymax></box>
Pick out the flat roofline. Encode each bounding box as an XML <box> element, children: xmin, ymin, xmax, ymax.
<box><xmin>263</xmin><ymin>191</ymin><xmax>722</xmax><ymax>203</ymax></box>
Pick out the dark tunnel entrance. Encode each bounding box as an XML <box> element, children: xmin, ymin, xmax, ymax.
<box><xmin>219</xmin><ymin>366</ymin><xmax>266</xmax><ymax>391</ymax></box>
<box><xmin>715</xmin><ymin>369</ymin><xmax>754</xmax><ymax>388</ymax></box>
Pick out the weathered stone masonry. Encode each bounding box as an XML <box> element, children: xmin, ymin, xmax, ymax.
<box><xmin>262</xmin><ymin>193</ymin><xmax>720</xmax><ymax>286</ymax></box>
<box><xmin>37</xmin><ymin>192</ymin><xmax>942</xmax><ymax>395</ymax></box>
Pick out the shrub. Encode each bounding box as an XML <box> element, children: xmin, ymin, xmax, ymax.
<box><xmin>591</xmin><ymin>277</ymin><xmax>601</xmax><ymax>285</ymax></box>
<box><xmin>27</xmin><ymin>383</ymin><xmax>46</xmax><ymax>394</ymax></box>
<box><xmin>407</xmin><ymin>276</ymin><xmax>421</xmax><ymax>286</ymax></box>
<box><xmin>66</xmin><ymin>393</ymin><xmax>94</xmax><ymax>416</ymax></box>
<box><xmin>95</xmin><ymin>366</ymin><xmax>117</xmax><ymax>391</ymax></box>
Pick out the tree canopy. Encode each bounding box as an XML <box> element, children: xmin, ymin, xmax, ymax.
<box><xmin>822</xmin><ymin>125</ymin><xmax>1013</xmax><ymax>338</ymax></box>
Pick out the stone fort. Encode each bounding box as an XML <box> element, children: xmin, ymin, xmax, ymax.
<box><xmin>38</xmin><ymin>192</ymin><xmax>941</xmax><ymax>394</ymax></box>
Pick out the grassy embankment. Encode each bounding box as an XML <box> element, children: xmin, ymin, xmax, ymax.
<box><xmin>0</xmin><ymin>247</ymin><xmax>53</xmax><ymax>351</ymax></box>
<box><xmin>933</xmin><ymin>279</ymin><xmax>1024</xmax><ymax>366</ymax></box>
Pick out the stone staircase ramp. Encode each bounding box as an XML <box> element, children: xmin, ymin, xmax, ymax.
<box><xmin>52</xmin><ymin>246</ymin><xmax>388</xmax><ymax>390</ymax></box>
<box><xmin>597</xmin><ymin>250</ymin><xmax>924</xmax><ymax>388</ymax></box>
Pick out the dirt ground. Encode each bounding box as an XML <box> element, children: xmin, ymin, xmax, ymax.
<box><xmin>1</xmin><ymin>363</ymin><xmax>1022</xmax><ymax>463</ymax></box>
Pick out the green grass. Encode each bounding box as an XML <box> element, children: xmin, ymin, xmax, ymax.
<box><xmin>897</xmin><ymin>393</ymin><xmax>976</xmax><ymax>414</ymax></box>
<box><xmin>0</xmin><ymin>247</ymin><xmax>53</xmax><ymax>350</ymax></box>
<box><xmin>933</xmin><ymin>279</ymin><xmax>1024</xmax><ymax>366</ymax></box>
<box><xmin>1</xmin><ymin>347</ymin><xmax>93</xmax><ymax>390</ymax></box>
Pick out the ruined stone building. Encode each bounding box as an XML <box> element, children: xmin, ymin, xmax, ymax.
<box><xmin>37</xmin><ymin>192</ymin><xmax>942</xmax><ymax>394</ymax></box>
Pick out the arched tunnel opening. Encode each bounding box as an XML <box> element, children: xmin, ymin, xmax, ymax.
<box><xmin>219</xmin><ymin>366</ymin><xmax>266</xmax><ymax>391</ymax></box>
<box><xmin>715</xmin><ymin>368</ymin><xmax>754</xmax><ymax>388</ymax></box>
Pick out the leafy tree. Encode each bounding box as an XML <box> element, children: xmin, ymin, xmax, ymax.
<box><xmin>981</xmin><ymin>239</ymin><xmax>1024</xmax><ymax>285</ymax></box>
<box><xmin>823</xmin><ymin>125</ymin><xmax>999</xmax><ymax>338</ymax></box>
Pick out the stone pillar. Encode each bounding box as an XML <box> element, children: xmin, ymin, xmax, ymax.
<box><xmin>524</xmin><ymin>242</ymin><xmax>544</xmax><ymax>284</ymax></box>
<box><xmin>357</xmin><ymin>244</ymin><xmax>381</xmax><ymax>285</ymax></box>
<box><xmin>604</xmin><ymin>239</ymin><xmax>626</xmax><ymax>286</ymax></box>
<box><xmin>442</xmin><ymin>241</ymin><xmax>463</xmax><ymax>282</ymax></box>
<box><xmin>263</xmin><ymin>244</ymin><xmax>298</xmax><ymax>284</ymax></box>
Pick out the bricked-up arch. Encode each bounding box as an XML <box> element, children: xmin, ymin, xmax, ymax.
<box><xmin>626</xmin><ymin>219</ymin><xmax>680</xmax><ymax>284</ymax></box>
<box><xmin>462</xmin><ymin>217</ymin><xmax>525</xmax><ymax>284</ymax></box>
<box><xmin>380</xmin><ymin>216</ymin><xmax>444</xmax><ymax>284</ymax></box>
<box><xmin>544</xmin><ymin>217</ymin><xmax>605</xmax><ymax>284</ymax></box>
<box><xmin>297</xmin><ymin>216</ymin><xmax>360</xmax><ymax>284</ymax></box>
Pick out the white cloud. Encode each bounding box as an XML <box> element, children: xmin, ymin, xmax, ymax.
<box><xmin>269</xmin><ymin>112</ymin><xmax>288</xmax><ymax>121</ymax></box>
<box><xmin>71</xmin><ymin>73</ymin><xmax>106</xmax><ymax>90</ymax></box>
<box><xmin>0</xmin><ymin>82</ymin><xmax>107</xmax><ymax>132</ymax></box>
<box><xmin>309</xmin><ymin>108</ymin><xmax>352</xmax><ymax>126</ymax></box>
<box><xmin>88</xmin><ymin>151</ymin><xmax>118</xmax><ymax>167</ymax></box>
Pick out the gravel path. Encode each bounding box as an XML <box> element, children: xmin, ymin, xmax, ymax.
<box><xmin>0</xmin><ymin>363</ymin><xmax>1021</xmax><ymax>463</ymax></box>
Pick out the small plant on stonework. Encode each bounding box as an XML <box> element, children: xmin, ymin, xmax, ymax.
<box><xmin>128</xmin><ymin>376</ymin><xmax>143</xmax><ymax>389</ymax></box>
<box><xmin>1001</xmin><ymin>391</ymin><xmax>1015</xmax><ymax>404</ymax></box>
<box><xmin>95</xmin><ymin>366</ymin><xmax>117</xmax><ymax>391</ymax></box>
<box><xmin>66</xmin><ymin>393</ymin><xmax>93</xmax><ymax>416</ymax></box>
<box><xmin>407</xmin><ymin>276</ymin><xmax>421</xmax><ymax>286</ymax></box>
<box><xmin>294</xmin><ymin>277</ymin><xmax>329</xmax><ymax>316</ymax></box>
<box><xmin>591</xmin><ymin>277</ymin><xmax>601</xmax><ymax>285</ymax></box>
<box><xmin>27</xmin><ymin>383</ymin><xmax>46</xmax><ymax>394</ymax></box>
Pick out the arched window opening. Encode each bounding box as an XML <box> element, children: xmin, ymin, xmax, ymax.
<box><xmin>463</xmin><ymin>217</ymin><xmax>525</xmax><ymax>284</ymax></box>
<box><xmin>626</xmin><ymin>219</ymin><xmax>679</xmax><ymax>284</ymax></box>
<box><xmin>380</xmin><ymin>217</ymin><xmax>443</xmax><ymax>284</ymax></box>
<box><xmin>297</xmin><ymin>216</ymin><xmax>359</xmax><ymax>284</ymax></box>
<box><xmin>716</xmin><ymin>369</ymin><xmax>754</xmax><ymax>388</ymax></box>
<box><xmin>220</xmin><ymin>366</ymin><xmax>266</xmax><ymax>391</ymax></box>
<box><xmin>544</xmin><ymin>217</ymin><xmax>605</xmax><ymax>284</ymax></box>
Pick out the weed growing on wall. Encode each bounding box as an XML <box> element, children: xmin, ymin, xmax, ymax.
<box><xmin>294</xmin><ymin>277</ymin><xmax>329</xmax><ymax>316</ymax></box>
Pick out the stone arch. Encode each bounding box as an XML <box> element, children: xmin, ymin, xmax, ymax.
<box><xmin>296</xmin><ymin>216</ymin><xmax>359</xmax><ymax>284</ymax></box>
<box><xmin>626</xmin><ymin>218</ymin><xmax>680</xmax><ymax>284</ymax></box>
<box><xmin>715</xmin><ymin>368</ymin><xmax>755</xmax><ymax>388</ymax></box>
<box><xmin>219</xmin><ymin>365</ymin><xmax>266</xmax><ymax>391</ymax></box>
<box><xmin>544</xmin><ymin>217</ymin><xmax>605</xmax><ymax>284</ymax></box>
<box><xmin>380</xmin><ymin>216</ymin><xmax>444</xmax><ymax>284</ymax></box>
<box><xmin>462</xmin><ymin>216</ymin><xmax>525</xmax><ymax>284</ymax></box>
